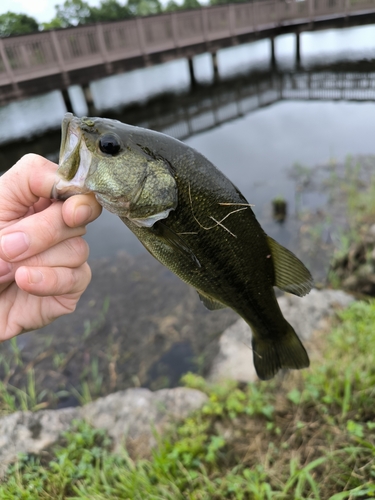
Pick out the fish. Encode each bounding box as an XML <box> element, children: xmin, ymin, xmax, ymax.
<box><xmin>52</xmin><ymin>113</ymin><xmax>313</xmax><ymax>380</ymax></box>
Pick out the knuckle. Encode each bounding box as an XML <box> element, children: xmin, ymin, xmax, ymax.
<box><xmin>62</xmin><ymin>264</ymin><xmax>91</xmax><ymax>295</ymax></box>
<box><xmin>79</xmin><ymin>263</ymin><xmax>92</xmax><ymax>292</ymax></box>
<box><xmin>53</xmin><ymin>267</ymin><xmax>77</xmax><ymax>295</ymax></box>
<box><xmin>66</xmin><ymin>237</ymin><xmax>89</xmax><ymax>263</ymax></box>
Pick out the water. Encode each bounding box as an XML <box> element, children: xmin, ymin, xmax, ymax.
<box><xmin>2</xmin><ymin>23</ymin><xmax>375</xmax><ymax>399</ymax></box>
<box><xmin>1</xmin><ymin>24</ymin><xmax>375</xmax><ymax>261</ymax></box>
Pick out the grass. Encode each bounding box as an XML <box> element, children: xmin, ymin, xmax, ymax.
<box><xmin>290</xmin><ymin>155</ymin><xmax>375</xmax><ymax>287</ymax></box>
<box><xmin>0</xmin><ymin>297</ymin><xmax>111</xmax><ymax>415</ymax></box>
<box><xmin>2</xmin><ymin>299</ymin><xmax>375</xmax><ymax>498</ymax></box>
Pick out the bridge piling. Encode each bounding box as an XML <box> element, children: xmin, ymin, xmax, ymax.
<box><xmin>61</xmin><ymin>89</ymin><xmax>74</xmax><ymax>114</ymax></box>
<box><xmin>296</xmin><ymin>32</ymin><xmax>301</xmax><ymax>68</ymax></box>
<box><xmin>211</xmin><ymin>52</ymin><xmax>220</xmax><ymax>83</ymax></box>
<box><xmin>270</xmin><ymin>37</ymin><xmax>277</xmax><ymax>70</ymax></box>
<box><xmin>188</xmin><ymin>58</ymin><xmax>197</xmax><ymax>89</ymax></box>
<box><xmin>82</xmin><ymin>84</ymin><xmax>96</xmax><ymax>116</ymax></box>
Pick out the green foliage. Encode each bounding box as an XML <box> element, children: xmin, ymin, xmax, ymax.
<box><xmin>127</xmin><ymin>0</ymin><xmax>162</xmax><ymax>16</ymax></box>
<box><xmin>89</xmin><ymin>0</ymin><xmax>133</xmax><ymax>22</ymax></box>
<box><xmin>165</xmin><ymin>0</ymin><xmax>201</xmax><ymax>11</ymax></box>
<box><xmin>0</xmin><ymin>297</ymin><xmax>110</xmax><ymax>414</ymax></box>
<box><xmin>48</xmin><ymin>0</ymin><xmax>94</xmax><ymax>28</ymax></box>
<box><xmin>3</xmin><ymin>300</ymin><xmax>375</xmax><ymax>497</ymax></box>
<box><xmin>0</xmin><ymin>12</ymin><xmax>39</xmax><ymax>37</ymax></box>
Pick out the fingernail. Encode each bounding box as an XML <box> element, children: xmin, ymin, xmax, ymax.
<box><xmin>74</xmin><ymin>205</ymin><xmax>93</xmax><ymax>226</ymax></box>
<box><xmin>1</xmin><ymin>232</ymin><xmax>30</xmax><ymax>260</ymax></box>
<box><xmin>0</xmin><ymin>259</ymin><xmax>11</xmax><ymax>277</ymax></box>
<box><xmin>28</xmin><ymin>269</ymin><xmax>43</xmax><ymax>284</ymax></box>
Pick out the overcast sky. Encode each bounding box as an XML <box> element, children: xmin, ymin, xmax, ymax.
<box><xmin>2</xmin><ymin>0</ymin><xmax>102</xmax><ymax>24</ymax></box>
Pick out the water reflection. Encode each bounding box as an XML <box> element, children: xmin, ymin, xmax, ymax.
<box><xmin>0</xmin><ymin>24</ymin><xmax>375</xmax><ymax>264</ymax></box>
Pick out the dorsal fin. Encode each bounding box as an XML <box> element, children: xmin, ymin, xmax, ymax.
<box><xmin>197</xmin><ymin>291</ymin><xmax>226</xmax><ymax>310</ymax></box>
<box><xmin>267</xmin><ymin>236</ymin><xmax>313</xmax><ymax>297</ymax></box>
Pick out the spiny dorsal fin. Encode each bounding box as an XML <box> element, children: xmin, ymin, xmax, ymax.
<box><xmin>197</xmin><ymin>291</ymin><xmax>227</xmax><ymax>310</ymax></box>
<box><xmin>267</xmin><ymin>236</ymin><xmax>313</xmax><ymax>297</ymax></box>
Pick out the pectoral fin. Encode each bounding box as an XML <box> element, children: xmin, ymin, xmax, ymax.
<box><xmin>197</xmin><ymin>291</ymin><xmax>227</xmax><ymax>310</ymax></box>
<box><xmin>152</xmin><ymin>221</ymin><xmax>201</xmax><ymax>269</ymax></box>
<box><xmin>267</xmin><ymin>236</ymin><xmax>313</xmax><ymax>297</ymax></box>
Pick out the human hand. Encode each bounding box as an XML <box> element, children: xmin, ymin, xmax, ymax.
<box><xmin>0</xmin><ymin>154</ymin><xmax>102</xmax><ymax>341</ymax></box>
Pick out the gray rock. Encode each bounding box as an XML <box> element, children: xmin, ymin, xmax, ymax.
<box><xmin>0</xmin><ymin>387</ymin><xmax>207</xmax><ymax>475</ymax></box>
<box><xmin>209</xmin><ymin>288</ymin><xmax>355</xmax><ymax>383</ymax></box>
<box><xmin>81</xmin><ymin>387</ymin><xmax>208</xmax><ymax>456</ymax></box>
<box><xmin>277</xmin><ymin>288</ymin><xmax>354</xmax><ymax>341</ymax></box>
<box><xmin>207</xmin><ymin>320</ymin><xmax>255</xmax><ymax>384</ymax></box>
<box><xmin>0</xmin><ymin>407</ymin><xmax>80</xmax><ymax>476</ymax></box>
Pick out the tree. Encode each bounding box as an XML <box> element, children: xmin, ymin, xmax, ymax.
<box><xmin>0</xmin><ymin>12</ymin><xmax>39</xmax><ymax>37</ymax></box>
<box><xmin>181</xmin><ymin>0</ymin><xmax>201</xmax><ymax>9</ymax></box>
<box><xmin>90</xmin><ymin>0</ymin><xmax>133</xmax><ymax>22</ymax></box>
<box><xmin>44</xmin><ymin>0</ymin><xmax>132</xmax><ymax>28</ymax></box>
<box><xmin>127</xmin><ymin>0</ymin><xmax>162</xmax><ymax>16</ymax></box>
<box><xmin>50</xmin><ymin>0</ymin><xmax>93</xmax><ymax>28</ymax></box>
<box><xmin>164</xmin><ymin>0</ymin><xmax>201</xmax><ymax>11</ymax></box>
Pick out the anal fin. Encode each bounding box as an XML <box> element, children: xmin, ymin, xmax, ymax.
<box><xmin>197</xmin><ymin>291</ymin><xmax>227</xmax><ymax>310</ymax></box>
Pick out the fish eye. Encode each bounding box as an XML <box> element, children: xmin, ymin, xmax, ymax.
<box><xmin>99</xmin><ymin>134</ymin><xmax>121</xmax><ymax>155</ymax></box>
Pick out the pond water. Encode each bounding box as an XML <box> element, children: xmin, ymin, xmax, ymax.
<box><xmin>2</xmin><ymin>24</ymin><xmax>375</xmax><ymax>264</ymax></box>
<box><xmin>1</xmin><ymin>23</ymin><xmax>375</xmax><ymax>400</ymax></box>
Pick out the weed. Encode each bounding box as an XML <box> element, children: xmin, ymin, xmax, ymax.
<box><xmin>2</xmin><ymin>300</ymin><xmax>375</xmax><ymax>498</ymax></box>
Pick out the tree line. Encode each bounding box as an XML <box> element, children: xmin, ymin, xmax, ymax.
<box><xmin>0</xmin><ymin>0</ymin><xmax>249</xmax><ymax>37</ymax></box>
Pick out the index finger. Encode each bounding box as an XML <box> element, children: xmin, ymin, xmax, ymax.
<box><xmin>0</xmin><ymin>154</ymin><xmax>58</xmax><ymax>222</ymax></box>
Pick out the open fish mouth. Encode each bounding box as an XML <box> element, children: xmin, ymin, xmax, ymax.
<box><xmin>51</xmin><ymin>113</ymin><xmax>92</xmax><ymax>200</ymax></box>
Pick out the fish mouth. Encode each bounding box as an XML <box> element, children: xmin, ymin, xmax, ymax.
<box><xmin>51</xmin><ymin>113</ymin><xmax>92</xmax><ymax>200</ymax></box>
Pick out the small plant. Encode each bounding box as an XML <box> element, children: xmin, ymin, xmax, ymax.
<box><xmin>2</xmin><ymin>300</ymin><xmax>375</xmax><ymax>498</ymax></box>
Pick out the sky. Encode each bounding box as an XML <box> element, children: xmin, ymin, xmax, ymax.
<box><xmin>2</xmin><ymin>0</ymin><xmax>102</xmax><ymax>24</ymax></box>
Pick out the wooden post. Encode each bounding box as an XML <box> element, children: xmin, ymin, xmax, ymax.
<box><xmin>61</xmin><ymin>88</ymin><xmax>74</xmax><ymax>113</ymax></box>
<box><xmin>82</xmin><ymin>83</ymin><xmax>96</xmax><ymax>116</ymax></box>
<box><xmin>96</xmin><ymin>23</ymin><xmax>112</xmax><ymax>74</ymax></box>
<box><xmin>0</xmin><ymin>38</ymin><xmax>20</xmax><ymax>96</ymax></box>
<box><xmin>136</xmin><ymin>17</ymin><xmax>147</xmax><ymax>56</ymax></box>
<box><xmin>296</xmin><ymin>32</ymin><xmax>301</xmax><ymax>68</ymax></box>
<box><xmin>171</xmin><ymin>12</ymin><xmax>180</xmax><ymax>48</ymax></box>
<box><xmin>308</xmin><ymin>0</ymin><xmax>314</xmax><ymax>20</ymax></box>
<box><xmin>211</xmin><ymin>52</ymin><xmax>219</xmax><ymax>83</ymax></box>
<box><xmin>50</xmin><ymin>30</ymin><xmax>70</xmax><ymax>87</ymax></box>
<box><xmin>270</xmin><ymin>36</ymin><xmax>276</xmax><ymax>70</ymax></box>
<box><xmin>188</xmin><ymin>57</ymin><xmax>197</xmax><ymax>89</ymax></box>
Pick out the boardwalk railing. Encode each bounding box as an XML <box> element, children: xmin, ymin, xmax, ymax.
<box><xmin>151</xmin><ymin>70</ymin><xmax>375</xmax><ymax>140</ymax></box>
<box><xmin>1</xmin><ymin>0</ymin><xmax>375</xmax><ymax>92</ymax></box>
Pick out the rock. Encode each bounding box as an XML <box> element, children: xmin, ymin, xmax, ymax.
<box><xmin>277</xmin><ymin>288</ymin><xmax>354</xmax><ymax>341</ymax></box>
<box><xmin>207</xmin><ymin>320</ymin><xmax>255</xmax><ymax>384</ymax></box>
<box><xmin>0</xmin><ymin>288</ymin><xmax>356</xmax><ymax>471</ymax></box>
<box><xmin>342</xmin><ymin>275</ymin><xmax>359</xmax><ymax>289</ymax></box>
<box><xmin>357</xmin><ymin>263</ymin><xmax>375</xmax><ymax>279</ymax></box>
<box><xmin>365</xmin><ymin>224</ymin><xmax>375</xmax><ymax>243</ymax></box>
<box><xmin>0</xmin><ymin>407</ymin><xmax>80</xmax><ymax>477</ymax></box>
<box><xmin>0</xmin><ymin>387</ymin><xmax>207</xmax><ymax>476</ymax></box>
<box><xmin>81</xmin><ymin>387</ymin><xmax>208</xmax><ymax>457</ymax></box>
<box><xmin>208</xmin><ymin>288</ymin><xmax>355</xmax><ymax>383</ymax></box>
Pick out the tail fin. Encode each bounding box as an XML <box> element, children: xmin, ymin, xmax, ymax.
<box><xmin>252</xmin><ymin>323</ymin><xmax>309</xmax><ymax>381</ymax></box>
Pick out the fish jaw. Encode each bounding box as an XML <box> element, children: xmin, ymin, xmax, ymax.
<box><xmin>51</xmin><ymin>113</ymin><xmax>93</xmax><ymax>200</ymax></box>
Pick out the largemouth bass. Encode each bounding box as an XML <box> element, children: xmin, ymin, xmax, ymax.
<box><xmin>52</xmin><ymin>113</ymin><xmax>313</xmax><ymax>380</ymax></box>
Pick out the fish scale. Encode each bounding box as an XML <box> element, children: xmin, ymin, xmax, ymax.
<box><xmin>53</xmin><ymin>113</ymin><xmax>314</xmax><ymax>380</ymax></box>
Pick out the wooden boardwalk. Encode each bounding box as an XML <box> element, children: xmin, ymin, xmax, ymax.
<box><xmin>1</xmin><ymin>0</ymin><xmax>375</xmax><ymax>105</ymax></box>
